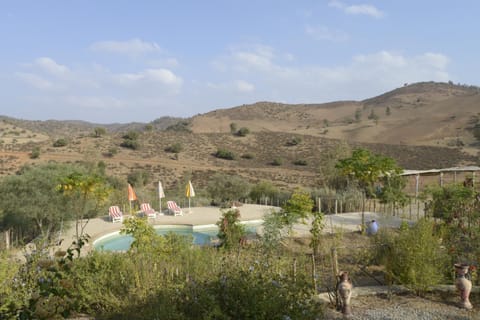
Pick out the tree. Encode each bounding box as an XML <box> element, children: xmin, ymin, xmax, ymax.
<box><xmin>249</xmin><ymin>181</ymin><xmax>279</xmax><ymax>204</ymax></box>
<box><xmin>386</xmin><ymin>106</ymin><xmax>391</xmax><ymax>116</ymax></box>
<box><xmin>121</xmin><ymin>131</ymin><xmax>140</xmax><ymax>150</ymax></box>
<box><xmin>30</xmin><ymin>146</ymin><xmax>40</xmax><ymax>159</ymax></box>
<box><xmin>206</xmin><ymin>173</ymin><xmax>251</xmax><ymax>206</ymax></box>
<box><xmin>282</xmin><ymin>189</ymin><xmax>314</xmax><ymax>224</ymax></box>
<box><xmin>216</xmin><ymin>208</ymin><xmax>245</xmax><ymax>250</ymax></box>
<box><xmin>354</xmin><ymin>109</ymin><xmax>362</xmax><ymax>122</ymax></box>
<box><xmin>336</xmin><ymin>148</ymin><xmax>402</xmax><ymax>232</ymax></box>
<box><xmin>229</xmin><ymin>122</ymin><xmax>237</xmax><ymax>134</ymax></box>
<box><xmin>57</xmin><ymin>171</ymin><xmax>111</xmax><ymax>240</ymax></box>
<box><xmin>236</xmin><ymin>127</ymin><xmax>250</xmax><ymax>137</ymax></box>
<box><xmin>93</xmin><ymin>127</ymin><xmax>106</xmax><ymax>138</ymax></box>
<box><xmin>0</xmin><ymin>164</ymin><xmax>77</xmax><ymax>244</ymax></box>
<box><xmin>53</xmin><ymin>138</ymin><xmax>68</xmax><ymax>147</ymax></box>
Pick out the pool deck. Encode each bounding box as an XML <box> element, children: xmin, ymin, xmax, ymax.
<box><xmin>58</xmin><ymin>204</ymin><xmax>409</xmax><ymax>253</ymax></box>
<box><xmin>59</xmin><ymin>204</ymin><xmax>278</xmax><ymax>252</ymax></box>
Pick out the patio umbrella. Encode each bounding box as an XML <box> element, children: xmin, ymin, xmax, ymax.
<box><xmin>185</xmin><ymin>180</ymin><xmax>195</xmax><ymax>212</ymax></box>
<box><xmin>128</xmin><ymin>183</ymin><xmax>137</xmax><ymax>213</ymax></box>
<box><xmin>158</xmin><ymin>181</ymin><xmax>165</xmax><ymax>212</ymax></box>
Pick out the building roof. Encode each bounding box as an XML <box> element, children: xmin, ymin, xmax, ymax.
<box><xmin>401</xmin><ymin>166</ymin><xmax>480</xmax><ymax>176</ymax></box>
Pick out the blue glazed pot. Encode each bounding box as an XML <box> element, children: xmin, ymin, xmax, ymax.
<box><xmin>367</xmin><ymin>220</ymin><xmax>378</xmax><ymax>235</ymax></box>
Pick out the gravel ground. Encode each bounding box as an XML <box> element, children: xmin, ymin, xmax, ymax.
<box><xmin>324</xmin><ymin>293</ymin><xmax>479</xmax><ymax>320</ymax></box>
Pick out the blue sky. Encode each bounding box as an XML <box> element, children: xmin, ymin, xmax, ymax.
<box><xmin>1</xmin><ymin>1</ymin><xmax>478</xmax><ymax>123</ymax></box>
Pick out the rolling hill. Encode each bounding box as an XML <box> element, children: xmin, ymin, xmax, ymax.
<box><xmin>0</xmin><ymin>81</ymin><xmax>478</xmax><ymax>190</ymax></box>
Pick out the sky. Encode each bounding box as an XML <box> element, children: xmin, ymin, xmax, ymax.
<box><xmin>0</xmin><ymin>1</ymin><xmax>479</xmax><ymax>123</ymax></box>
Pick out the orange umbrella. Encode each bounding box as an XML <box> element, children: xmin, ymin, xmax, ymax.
<box><xmin>128</xmin><ymin>183</ymin><xmax>137</xmax><ymax>212</ymax></box>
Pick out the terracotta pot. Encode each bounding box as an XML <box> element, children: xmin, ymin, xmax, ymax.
<box><xmin>337</xmin><ymin>271</ymin><xmax>353</xmax><ymax>316</ymax></box>
<box><xmin>454</xmin><ymin>263</ymin><xmax>473</xmax><ymax>310</ymax></box>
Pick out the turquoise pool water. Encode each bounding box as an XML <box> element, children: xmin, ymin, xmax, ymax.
<box><xmin>93</xmin><ymin>223</ymin><xmax>260</xmax><ymax>251</ymax></box>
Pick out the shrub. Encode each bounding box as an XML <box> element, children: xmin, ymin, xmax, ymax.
<box><xmin>53</xmin><ymin>138</ymin><xmax>68</xmax><ymax>147</ymax></box>
<box><xmin>122</xmin><ymin>130</ymin><xmax>139</xmax><ymax>141</ymax></box>
<box><xmin>214</xmin><ymin>149</ymin><xmax>235</xmax><ymax>160</ymax></box>
<box><xmin>216</xmin><ymin>208</ymin><xmax>245</xmax><ymax>249</ymax></box>
<box><xmin>293</xmin><ymin>159</ymin><xmax>307</xmax><ymax>166</ymax></box>
<box><xmin>166</xmin><ymin>120</ymin><xmax>192</xmax><ymax>132</ymax></box>
<box><xmin>270</xmin><ymin>158</ymin><xmax>283</xmax><ymax>166</ymax></box>
<box><xmin>286</xmin><ymin>136</ymin><xmax>302</xmax><ymax>146</ymax></box>
<box><xmin>120</xmin><ymin>139</ymin><xmax>140</xmax><ymax>150</ymax></box>
<box><xmin>165</xmin><ymin>143</ymin><xmax>183</xmax><ymax>153</ymax></box>
<box><xmin>236</xmin><ymin>127</ymin><xmax>250</xmax><ymax>137</ymax></box>
<box><xmin>93</xmin><ymin>127</ymin><xmax>106</xmax><ymax>137</ymax></box>
<box><xmin>30</xmin><ymin>147</ymin><xmax>40</xmax><ymax>159</ymax></box>
<box><xmin>375</xmin><ymin>219</ymin><xmax>449</xmax><ymax>296</ymax></box>
<box><xmin>241</xmin><ymin>153</ymin><xmax>254</xmax><ymax>159</ymax></box>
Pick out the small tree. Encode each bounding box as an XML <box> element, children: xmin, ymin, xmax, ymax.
<box><xmin>165</xmin><ymin>143</ymin><xmax>183</xmax><ymax>153</ymax></box>
<box><xmin>207</xmin><ymin>173</ymin><xmax>250</xmax><ymax>206</ymax></box>
<box><xmin>30</xmin><ymin>147</ymin><xmax>40</xmax><ymax>159</ymax></box>
<box><xmin>230</xmin><ymin>122</ymin><xmax>237</xmax><ymax>134</ymax></box>
<box><xmin>336</xmin><ymin>148</ymin><xmax>402</xmax><ymax>232</ymax></box>
<box><xmin>53</xmin><ymin>138</ymin><xmax>68</xmax><ymax>147</ymax></box>
<box><xmin>93</xmin><ymin>127</ymin><xmax>106</xmax><ymax>138</ymax></box>
<box><xmin>236</xmin><ymin>127</ymin><xmax>250</xmax><ymax>137</ymax></box>
<box><xmin>57</xmin><ymin>171</ymin><xmax>110</xmax><ymax>240</ymax></box>
<box><xmin>214</xmin><ymin>149</ymin><xmax>235</xmax><ymax>160</ymax></box>
<box><xmin>216</xmin><ymin>208</ymin><xmax>245</xmax><ymax>250</ymax></box>
<box><xmin>354</xmin><ymin>109</ymin><xmax>362</xmax><ymax>122</ymax></box>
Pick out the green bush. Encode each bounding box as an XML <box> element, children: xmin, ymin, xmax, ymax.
<box><xmin>165</xmin><ymin>142</ymin><xmax>183</xmax><ymax>153</ymax></box>
<box><xmin>214</xmin><ymin>149</ymin><xmax>235</xmax><ymax>160</ymax></box>
<box><xmin>53</xmin><ymin>138</ymin><xmax>68</xmax><ymax>147</ymax></box>
<box><xmin>286</xmin><ymin>136</ymin><xmax>302</xmax><ymax>146</ymax></box>
<box><xmin>216</xmin><ymin>208</ymin><xmax>245</xmax><ymax>250</ymax></box>
<box><xmin>30</xmin><ymin>147</ymin><xmax>40</xmax><ymax>159</ymax></box>
<box><xmin>236</xmin><ymin>127</ymin><xmax>250</xmax><ymax>137</ymax></box>
<box><xmin>293</xmin><ymin>159</ymin><xmax>307</xmax><ymax>166</ymax></box>
<box><xmin>270</xmin><ymin>158</ymin><xmax>283</xmax><ymax>166</ymax></box>
<box><xmin>375</xmin><ymin>219</ymin><xmax>450</xmax><ymax>296</ymax></box>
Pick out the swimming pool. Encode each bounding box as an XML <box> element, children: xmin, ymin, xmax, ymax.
<box><xmin>93</xmin><ymin>221</ymin><xmax>262</xmax><ymax>251</ymax></box>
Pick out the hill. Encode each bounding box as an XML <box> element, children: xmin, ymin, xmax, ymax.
<box><xmin>0</xmin><ymin>81</ymin><xmax>478</xmax><ymax>190</ymax></box>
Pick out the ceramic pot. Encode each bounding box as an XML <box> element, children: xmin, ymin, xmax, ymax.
<box><xmin>366</xmin><ymin>220</ymin><xmax>378</xmax><ymax>236</ymax></box>
<box><xmin>337</xmin><ymin>271</ymin><xmax>353</xmax><ymax>316</ymax></box>
<box><xmin>454</xmin><ymin>263</ymin><xmax>473</xmax><ymax>310</ymax></box>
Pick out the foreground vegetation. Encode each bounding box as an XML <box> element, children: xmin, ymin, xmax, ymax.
<box><xmin>0</xmin><ymin>148</ymin><xmax>479</xmax><ymax>319</ymax></box>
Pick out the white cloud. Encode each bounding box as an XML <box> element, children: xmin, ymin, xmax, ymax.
<box><xmin>212</xmin><ymin>46</ymin><xmax>450</xmax><ymax>103</ymax></box>
<box><xmin>328</xmin><ymin>1</ymin><xmax>384</xmax><ymax>18</ymax></box>
<box><xmin>15</xmin><ymin>72</ymin><xmax>54</xmax><ymax>89</ymax></box>
<box><xmin>34</xmin><ymin>57</ymin><xmax>69</xmax><ymax>76</ymax></box>
<box><xmin>90</xmin><ymin>38</ymin><xmax>162</xmax><ymax>56</ymax></box>
<box><xmin>234</xmin><ymin>80</ymin><xmax>255</xmax><ymax>93</ymax></box>
<box><xmin>144</xmin><ymin>69</ymin><xmax>183</xmax><ymax>86</ymax></box>
<box><xmin>305</xmin><ymin>25</ymin><xmax>349</xmax><ymax>42</ymax></box>
<box><xmin>111</xmin><ymin>68</ymin><xmax>183</xmax><ymax>93</ymax></box>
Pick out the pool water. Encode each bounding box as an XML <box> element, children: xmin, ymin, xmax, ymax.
<box><xmin>94</xmin><ymin>223</ymin><xmax>260</xmax><ymax>251</ymax></box>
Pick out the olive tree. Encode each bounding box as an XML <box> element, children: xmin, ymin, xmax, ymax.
<box><xmin>0</xmin><ymin>164</ymin><xmax>76</xmax><ymax>244</ymax></box>
<box><xmin>336</xmin><ymin>148</ymin><xmax>402</xmax><ymax>232</ymax></box>
<box><xmin>206</xmin><ymin>173</ymin><xmax>250</xmax><ymax>206</ymax></box>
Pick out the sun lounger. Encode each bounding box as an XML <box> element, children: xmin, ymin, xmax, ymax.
<box><xmin>108</xmin><ymin>206</ymin><xmax>124</xmax><ymax>223</ymax></box>
<box><xmin>140</xmin><ymin>203</ymin><xmax>160</xmax><ymax>218</ymax></box>
<box><xmin>167</xmin><ymin>201</ymin><xmax>183</xmax><ymax>216</ymax></box>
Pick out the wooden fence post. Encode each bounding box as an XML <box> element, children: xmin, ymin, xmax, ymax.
<box><xmin>293</xmin><ymin>257</ymin><xmax>297</xmax><ymax>283</ymax></box>
<box><xmin>311</xmin><ymin>254</ymin><xmax>317</xmax><ymax>292</ymax></box>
